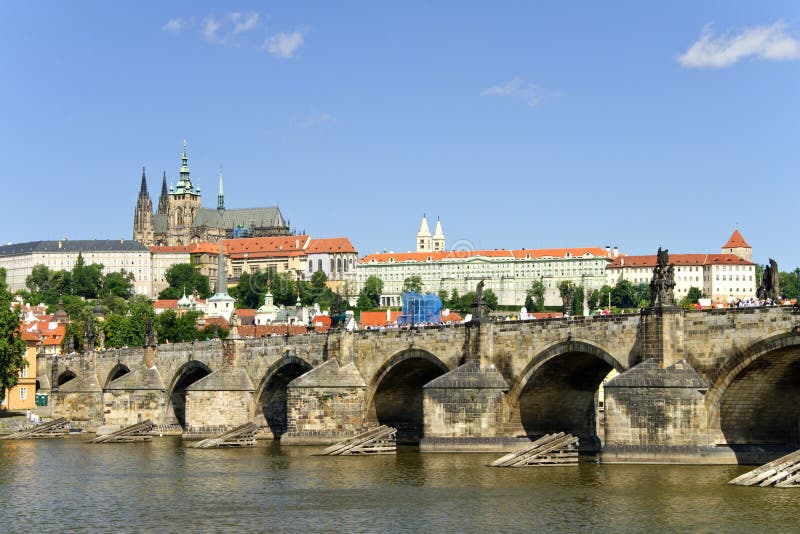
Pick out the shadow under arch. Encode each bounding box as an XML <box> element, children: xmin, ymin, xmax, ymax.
<box><xmin>508</xmin><ymin>339</ymin><xmax>625</xmax><ymax>448</ymax></box>
<box><xmin>166</xmin><ymin>360</ymin><xmax>213</xmax><ymax>429</ymax></box>
<box><xmin>365</xmin><ymin>348</ymin><xmax>450</xmax><ymax>444</ymax></box>
<box><xmin>104</xmin><ymin>363</ymin><xmax>131</xmax><ymax>388</ymax></box>
<box><xmin>706</xmin><ymin>332</ymin><xmax>800</xmax><ymax>451</ymax></box>
<box><xmin>253</xmin><ymin>356</ymin><xmax>313</xmax><ymax>438</ymax></box>
<box><xmin>56</xmin><ymin>370</ymin><xmax>77</xmax><ymax>387</ymax></box>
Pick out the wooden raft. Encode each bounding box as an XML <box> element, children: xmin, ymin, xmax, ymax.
<box><xmin>191</xmin><ymin>422</ymin><xmax>258</xmax><ymax>449</ymax></box>
<box><xmin>729</xmin><ymin>449</ymin><xmax>800</xmax><ymax>488</ymax></box>
<box><xmin>317</xmin><ymin>425</ymin><xmax>397</xmax><ymax>456</ymax></box>
<box><xmin>88</xmin><ymin>420</ymin><xmax>154</xmax><ymax>444</ymax></box>
<box><xmin>490</xmin><ymin>432</ymin><xmax>579</xmax><ymax>467</ymax></box>
<box><xmin>1</xmin><ymin>417</ymin><xmax>70</xmax><ymax>440</ymax></box>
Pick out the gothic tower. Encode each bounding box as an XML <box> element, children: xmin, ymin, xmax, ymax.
<box><xmin>416</xmin><ymin>214</ymin><xmax>432</xmax><ymax>253</ymax></box>
<box><xmin>133</xmin><ymin>167</ymin><xmax>154</xmax><ymax>245</ymax></box>
<box><xmin>166</xmin><ymin>140</ymin><xmax>202</xmax><ymax>246</ymax></box>
<box><xmin>157</xmin><ymin>171</ymin><xmax>169</xmax><ymax>215</ymax></box>
<box><xmin>432</xmin><ymin>217</ymin><xmax>445</xmax><ymax>252</ymax></box>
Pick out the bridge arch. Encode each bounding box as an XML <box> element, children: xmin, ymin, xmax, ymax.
<box><xmin>56</xmin><ymin>370</ymin><xmax>77</xmax><ymax>387</ymax></box>
<box><xmin>706</xmin><ymin>332</ymin><xmax>800</xmax><ymax>449</ymax></box>
<box><xmin>508</xmin><ymin>339</ymin><xmax>625</xmax><ymax>448</ymax></box>
<box><xmin>166</xmin><ymin>360</ymin><xmax>213</xmax><ymax>429</ymax></box>
<box><xmin>366</xmin><ymin>348</ymin><xmax>450</xmax><ymax>444</ymax></box>
<box><xmin>104</xmin><ymin>363</ymin><xmax>131</xmax><ymax>388</ymax></box>
<box><xmin>254</xmin><ymin>356</ymin><xmax>313</xmax><ymax>438</ymax></box>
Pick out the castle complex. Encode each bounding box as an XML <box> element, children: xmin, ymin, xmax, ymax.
<box><xmin>133</xmin><ymin>141</ymin><xmax>290</xmax><ymax>246</ymax></box>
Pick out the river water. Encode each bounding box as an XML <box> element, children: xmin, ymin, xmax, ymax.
<box><xmin>1</xmin><ymin>437</ymin><xmax>798</xmax><ymax>533</ymax></box>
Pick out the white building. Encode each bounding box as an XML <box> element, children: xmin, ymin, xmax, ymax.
<box><xmin>150</xmin><ymin>247</ymin><xmax>191</xmax><ymax>296</ymax></box>
<box><xmin>605</xmin><ymin>230</ymin><xmax>756</xmax><ymax>304</ymax></box>
<box><xmin>0</xmin><ymin>240</ymin><xmax>153</xmax><ymax>296</ymax></box>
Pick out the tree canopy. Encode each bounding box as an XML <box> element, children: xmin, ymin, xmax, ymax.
<box><xmin>159</xmin><ymin>264</ymin><xmax>211</xmax><ymax>300</ymax></box>
<box><xmin>0</xmin><ymin>270</ymin><xmax>26</xmax><ymax>402</ymax></box>
<box><xmin>357</xmin><ymin>276</ymin><xmax>383</xmax><ymax>310</ymax></box>
<box><xmin>402</xmin><ymin>275</ymin><xmax>424</xmax><ymax>293</ymax></box>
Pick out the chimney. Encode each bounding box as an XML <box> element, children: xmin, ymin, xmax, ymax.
<box><xmin>605</xmin><ymin>245</ymin><xmax>611</xmax><ymax>257</ymax></box>
<box><xmin>58</xmin><ymin>241</ymin><xmax>62</xmax><ymax>249</ymax></box>
<box><xmin>613</xmin><ymin>246</ymin><xmax>619</xmax><ymax>258</ymax></box>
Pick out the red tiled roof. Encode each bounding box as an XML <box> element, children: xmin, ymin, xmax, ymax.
<box><xmin>311</xmin><ymin>315</ymin><xmax>332</xmax><ymax>327</ymax></box>
<box><xmin>236</xmin><ymin>309</ymin><xmax>256</xmax><ymax>317</ymax></box>
<box><xmin>441</xmin><ymin>311</ymin><xmax>463</xmax><ymax>323</ymax></box>
<box><xmin>306</xmin><ymin>237</ymin><xmax>357</xmax><ymax>254</ymax></box>
<box><xmin>153</xmin><ymin>299</ymin><xmax>179</xmax><ymax>309</ymax></box>
<box><xmin>360</xmin><ymin>311</ymin><xmax>402</xmax><ymax>327</ymax></box>
<box><xmin>360</xmin><ymin>247</ymin><xmax>609</xmax><ymax>264</ymax></box>
<box><xmin>723</xmin><ymin>229</ymin><xmax>751</xmax><ymax>249</ymax></box>
<box><xmin>607</xmin><ymin>253</ymin><xmax>752</xmax><ymax>269</ymax></box>
<box><xmin>530</xmin><ymin>312</ymin><xmax>564</xmax><ymax>319</ymax></box>
<box><xmin>238</xmin><ymin>324</ymin><xmax>324</xmax><ymax>336</ymax></box>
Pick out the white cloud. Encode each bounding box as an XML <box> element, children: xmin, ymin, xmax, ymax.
<box><xmin>231</xmin><ymin>12</ymin><xmax>259</xmax><ymax>33</ymax></box>
<box><xmin>203</xmin><ymin>17</ymin><xmax>221</xmax><ymax>43</ymax></box>
<box><xmin>162</xmin><ymin>18</ymin><xmax>183</xmax><ymax>32</ymax></box>
<box><xmin>302</xmin><ymin>112</ymin><xmax>334</xmax><ymax>128</ymax></box>
<box><xmin>481</xmin><ymin>78</ymin><xmax>543</xmax><ymax>107</ymax></box>
<box><xmin>678</xmin><ymin>21</ymin><xmax>800</xmax><ymax>68</ymax></box>
<box><xmin>266</xmin><ymin>31</ymin><xmax>304</xmax><ymax>58</ymax></box>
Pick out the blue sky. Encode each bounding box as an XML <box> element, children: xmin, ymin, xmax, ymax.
<box><xmin>2</xmin><ymin>2</ymin><xmax>799</xmax><ymax>268</ymax></box>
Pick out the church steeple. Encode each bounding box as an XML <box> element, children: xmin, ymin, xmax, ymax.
<box><xmin>133</xmin><ymin>167</ymin><xmax>154</xmax><ymax>245</ymax></box>
<box><xmin>157</xmin><ymin>171</ymin><xmax>169</xmax><ymax>215</ymax></box>
<box><xmin>139</xmin><ymin>167</ymin><xmax>148</xmax><ymax>195</ymax></box>
<box><xmin>173</xmin><ymin>139</ymin><xmax>196</xmax><ymax>195</ymax></box>
<box><xmin>416</xmin><ymin>214</ymin><xmax>432</xmax><ymax>252</ymax></box>
<box><xmin>217</xmin><ymin>168</ymin><xmax>225</xmax><ymax>212</ymax></box>
<box><xmin>433</xmin><ymin>217</ymin><xmax>445</xmax><ymax>252</ymax></box>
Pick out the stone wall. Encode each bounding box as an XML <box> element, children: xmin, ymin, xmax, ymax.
<box><xmin>102</xmin><ymin>390</ymin><xmax>167</xmax><ymax>429</ymax></box>
<box><xmin>185</xmin><ymin>390</ymin><xmax>254</xmax><ymax>433</ymax></box>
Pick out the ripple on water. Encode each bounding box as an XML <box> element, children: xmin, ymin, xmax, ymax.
<box><xmin>1</xmin><ymin>437</ymin><xmax>799</xmax><ymax>532</ymax></box>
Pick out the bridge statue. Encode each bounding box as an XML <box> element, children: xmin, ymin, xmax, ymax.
<box><xmin>559</xmin><ymin>282</ymin><xmax>574</xmax><ymax>315</ymax></box>
<box><xmin>83</xmin><ymin>318</ymin><xmax>96</xmax><ymax>353</ymax></box>
<box><xmin>144</xmin><ymin>318</ymin><xmax>158</xmax><ymax>348</ymax></box>
<box><xmin>471</xmin><ymin>280</ymin><xmax>486</xmax><ymax>322</ymax></box>
<box><xmin>649</xmin><ymin>247</ymin><xmax>676</xmax><ymax>308</ymax></box>
<box><xmin>756</xmin><ymin>258</ymin><xmax>780</xmax><ymax>302</ymax></box>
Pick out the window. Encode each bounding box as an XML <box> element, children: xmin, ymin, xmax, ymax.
<box><xmin>20</xmin><ymin>365</ymin><xmax>27</xmax><ymax>378</ymax></box>
<box><xmin>19</xmin><ymin>387</ymin><xmax>26</xmax><ymax>400</ymax></box>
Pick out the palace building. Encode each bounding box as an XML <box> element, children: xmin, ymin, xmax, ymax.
<box><xmin>133</xmin><ymin>141</ymin><xmax>291</xmax><ymax>247</ymax></box>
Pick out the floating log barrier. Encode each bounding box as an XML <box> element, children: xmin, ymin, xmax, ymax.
<box><xmin>490</xmin><ymin>432</ymin><xmax>579</xmax><ymax>467</ymax></box>
<box><xmin>729</xmin><ymin>449</ymin><xmax>800</xmax><ymax>487</ymax></box>
<box><xmin>191</xmin><ymin>422</ymin><xmax>258</xmax><ymax>449</ymax></box>
<box><xmin>317</xmin><ymin>425</ymin><xmax>397</xmax><ymax>456</ymax></box>
<box><xmin>88</xmin><ymin>420</ymin><xmax>154</xmax><ymax>444</ymax></box>
<box><xmin>1</xmin><ymin>417</ymin><xmax>70</xmax><ymax>440</ymax></box>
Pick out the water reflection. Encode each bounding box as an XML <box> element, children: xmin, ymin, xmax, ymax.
<box><xmin>1</xmin><ymin>437</ymin><xmax>799</xmax><ymax>532</ymax></box>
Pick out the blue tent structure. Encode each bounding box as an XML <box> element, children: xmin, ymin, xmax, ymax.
<box><xmin>397</xmin><ymin>292</ymin><xmax>442</xmax><ymax>325</ymax></box>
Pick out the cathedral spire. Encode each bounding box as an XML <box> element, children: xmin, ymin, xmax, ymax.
<box><xmin>217</xmin><ymin>167</ymin><xmax>225</xmax><ymax>212</ymax></box>
<box><xmin>175</xmin><ymin>139</ymin><xmax>194</xmax><ymax>194</ymax></box>
<box><xmin>157</xmin><ymin>171</ymin><xmax>169</xmax><ymax>215</ymax></box>
<box><xmin>139</xmin><ymin>167</ymin><xmax>148</xmax><ymax>195</ymax></box>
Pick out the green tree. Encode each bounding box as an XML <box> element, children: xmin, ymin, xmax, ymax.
<box><xmin>686</xmin><ymin>286</ymin><xmax>704</xmax><ymax>304</ymax></box>
<box><xmin>71</xmin><ymin>253</ymin><xmax>104</xmax><ymax>299</ymax></box>
<box><xmin>156</xmin><ymin>310</ymin><xmax>202</xmax><ymax>344</ymax></box>
<box><xmin>779</xmin><ymin>270</ymin><xmax>799</xmax><ymax>300</ymax></box>
<box><xmin>271</xmin><ymin>271</ymin><xmax>298</xmax><ymax>307</ymax></box>
<box><xmin>448</xmin><ymin>288</ymin><xmax>460</xmax><ymax>310</ymax></box>
<box><xmin>524</xmin><ymin>294</ymin><xmax>535</xmax><ymax>312</ymax></box>
<box><xmin>611</xmin><ymin>280</ymin><xmax>637</xmax><ymax>309</ymax></box>
<box><xmin>437</xmin><ymin>289</ymin><xmax>449</xmax><ymax>307</ymax></box>
<box><xmin>590</xmin><ymin>285</ymin><xmax>613</xmax><ymax>310</ymax></box>
<box><xmin>572</xmin><ymin>286</ymin><xmax>585</xmax><ymax>316</ymax></box>
<box><xmin>402</xmin><ymin>275</ymin><xmax>424</xmax><ymax>293</ymax></box>
<box><xmin>101</xmin><ymin>270</ymin><xmax>134</xmax><ymax>299</ymax></box>
<box><xmin>526</xmin><ymin>280</ymin><xmax>546</xmax><ymax>312</ymax></box>
<box><xmin>357</xmin><ymin>276</ymin><xmax>384</xmax><ymax>309</ymax></box>
<box><xmin>0</xmin><ymin>273</ymin><xmax>25</xmax><ymax>403</ymax></box>
<box><xmin>632</xmin><ymin>283</ymin><xmax>650</xmax><ymax>308</ymax></box>
<box><xmin>159</xmin><ymin>264</ymin><xmax>211</xmax><ymax>300</ymax></box>
<box><xmin>233</xmin><ymin>271</ymin><xmax>269</xmax><ymax>309</ymax></box>
<box><xmin>483</xmin><ymin>288</ymin><xmax>498</xmax><ymax>311</ymax></box>
<box><xmin>26</xmin><ymin>264</ymin><xmax>52</xmax><ymax>294</ymax></box>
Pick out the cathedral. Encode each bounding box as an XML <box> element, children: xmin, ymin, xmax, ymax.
<box><xmin>133</xmin><ymin>142</ymin><xmax>291</xmax><ymax>246</ymax></box>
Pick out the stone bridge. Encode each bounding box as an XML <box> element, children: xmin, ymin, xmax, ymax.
<box><xmin>39</xmin><ymin>306</ymin><xmax>800</xmax><ymax>463</ymax></box>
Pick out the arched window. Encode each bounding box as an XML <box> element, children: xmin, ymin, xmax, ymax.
<box><xmin>330</xmin><ymin>258</ymin><xmax>335</xmax><ymax>273</ymax></box>
<box><xmin>317</xmin><ymin>259</ymin><xmax>322</xmax><ymax>272</ymax></box>
<box><xmin>337</xmin><ymin>257</ymin><xmax>343</xmax><ymax>272</ymax></box>
<box><xmin>176</xmin><ymin>207</ymin><xmax>184</xmax><ymax>227</ymax></box>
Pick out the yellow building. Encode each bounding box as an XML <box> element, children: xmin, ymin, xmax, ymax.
<box><xmin>4</xmin><ymin>331</ymin><xmax>38</xmax><ymax>411</ymax></box>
